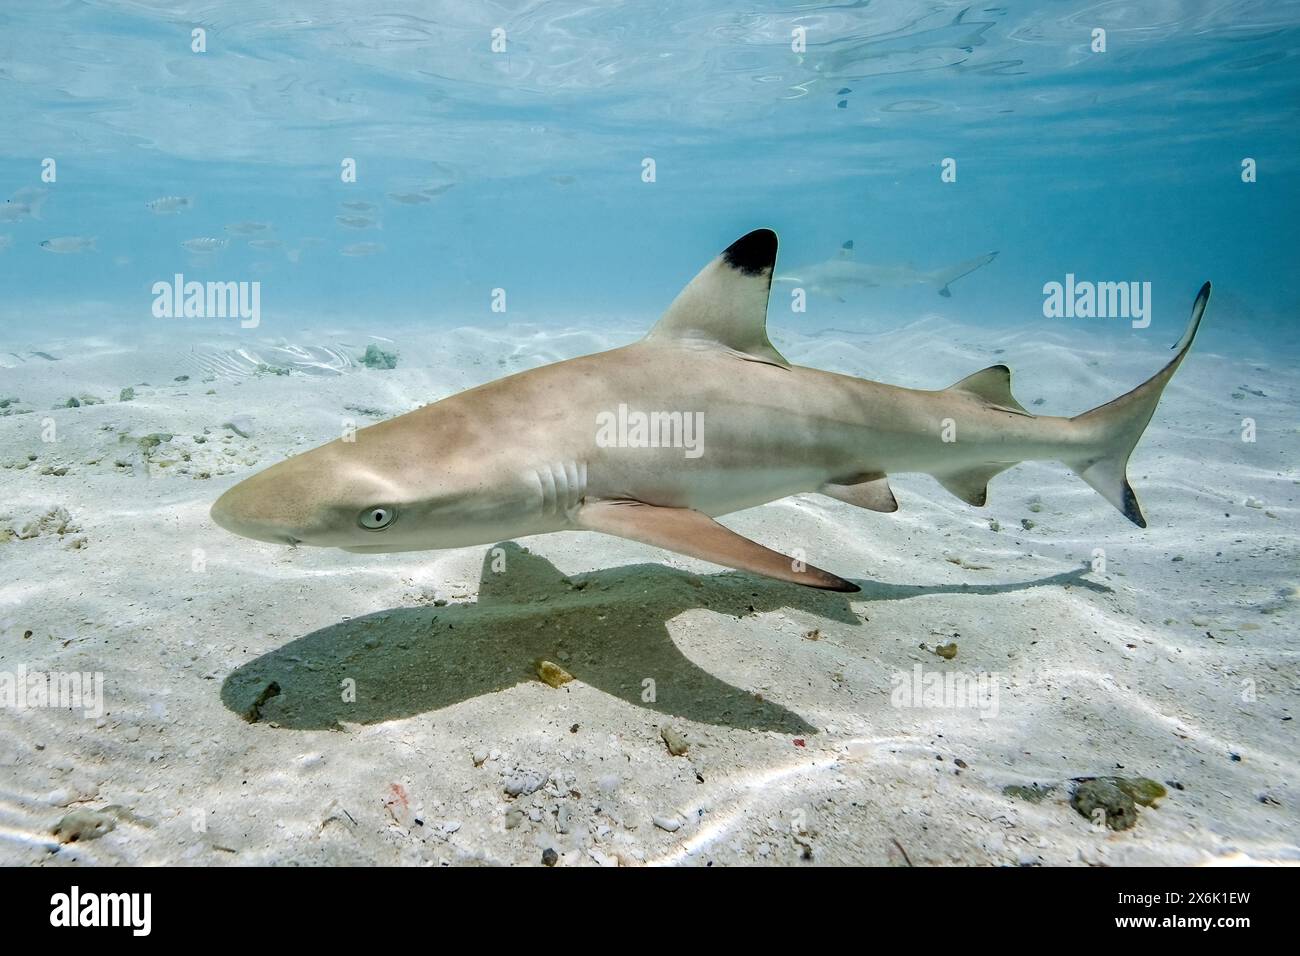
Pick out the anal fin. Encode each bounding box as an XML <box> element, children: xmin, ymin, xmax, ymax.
<box><xmin>820</xmin><ymin>475</ymin><xmax>898</xmax><ymax>513</ymax></box>
<box><xmin>934</xmin><ymin>463</ymin><xmax>1013</xmax><ymax>507</ymax></box>
<box><xmin>575</xmin><ymin>499</ymin><xmax>859</xmax><ymax>592</ymax></box>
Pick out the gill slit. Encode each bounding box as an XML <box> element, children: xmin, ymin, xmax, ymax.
<box><xmin>529</xmin><ymin>459</ymin><xmax>587</xmax><ymax>519</ymax></box>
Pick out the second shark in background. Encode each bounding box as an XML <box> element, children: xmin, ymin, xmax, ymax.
<box><xmin>776</xmin><ymin>239</ymin><xmax>998</xmax><ymax>300</ymax></box>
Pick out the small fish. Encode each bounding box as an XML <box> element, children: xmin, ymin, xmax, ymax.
<box><xmin>549</xmin><ymin>175</ymin><xmax>576</xmax><ymax>186</ymax></box>
<box><xmin>146</xmin><ymin>196</ymin><xmax>193</xmax><ymax>215</ymax></box>
<box><xmin>39</xmin><ymin>236</ymin><xmax>96</xmax><ymax>253</ymax></box>
<box><xmin>341</xmin><ymin>242</ymin><xmax>384</xmax><ymax>257</ymax></box>
<box><xmin>225</xmin><ymin>221</ymin><xmax>271</xmax><ymax>235</ymax></box>
<box><xmin>421</xmin><ymin>183</ymin><xmax>456</xmax><ymax>197</ymax></box>
<box><xmin>182</xmin><ymin>237</ymin><xmax>228</xmax><ymax>253</ymax></box>
<box><xmin>247</xmin><ymin>238</ymin><xmax>282</xmax><ymax>250</ymax></box>
<box><xmin>340</xmin><ymin>201</ymin><xmax>376</xmax><ymax>212</ymax></box>
<box><xmin>0</xmin><ymin>235</ymin><xmax>12</xmax><ymax>252</ymax></box>
<box><xmin>1</xmin><ymin>187</ymin><xmax>47</xmax><ymax>222</ymax></box>
<box><xmin>386</xmin><ymin>192</ymin><xmax>432</xmax><ymax>205</ymax></box>
<box><xmin>336</xmin><ymin>215</ymin><xmax>379</xmax><ymax>229</ymax></box>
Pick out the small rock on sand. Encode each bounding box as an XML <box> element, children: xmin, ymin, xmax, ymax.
<box><xmin>504</xmin><ymin>769</ymin><xmax>547</xmax><ymax>797</ymax></box>
<box><xmin>1003</xmin><ymin>783</ymin><xmax>1055</xmax><ymax>803</ymax></box>
<box><xmin>1071</xmin><ymin>779</ymin><xmax>1138</xmax><ymax>830</ymax></box>
<box><xmin>359</xmin><ymin>344</ymin><xmax>398</xmax><ymax>370</ymax></box>
<box><xmin>14</xmin><ymin>505</ymin><xmax>79</xmax><ymax>539</ymax></box>
<box><xmin>660</xmin><ymin>726</ymin><xmax>689</xmax><ymax>756</ymax></box>
<box><xmin>535</xmin><ymin>660</ymin><xmax>574</xmax><ymax>688</ymax></box>
<box><xmin>51</xmin><ymin>808</ymin><xmax>117</xmax><ymax>843</ymax></box>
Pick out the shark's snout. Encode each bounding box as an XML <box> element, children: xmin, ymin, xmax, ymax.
<box><xmin>210</xmin><ymin>447</ymin><xmax>405</xmax><ymax>549</ymax></box>
<box><xmin>211</xmin><ymin>481</ymin><xmax>305</xmax><ymax>546</ymax></box>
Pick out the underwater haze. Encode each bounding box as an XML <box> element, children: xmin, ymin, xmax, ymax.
<box><xmin>0</xmin><ymin>1</ymin><xmax>1297</xmax><ymax>868</ymax></box>
<box><xmin>0</xmin><ymin>1</ymin><xmax>1297</xmax><ymax>334</ymax></box>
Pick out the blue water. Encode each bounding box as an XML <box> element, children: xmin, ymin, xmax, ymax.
<box><xmin>3</xmin><ymin>2</ymin><xmax>1299</xmax><ymax>869</ymax></box>
<box><xmin>0</xmin><ymin>1</ymin><xmax>1297</xmax><ymax>344</ymax></box>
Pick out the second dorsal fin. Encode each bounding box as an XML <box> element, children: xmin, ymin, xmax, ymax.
<box><xmin>946</xmin><ymin>364</ymin><xmax>1031</xmax><ymax>416</ymax></box>
<box><xmin>643</xmin><ymin>229</ymin><xmax>790</xmax><ymax>369</ymax></box>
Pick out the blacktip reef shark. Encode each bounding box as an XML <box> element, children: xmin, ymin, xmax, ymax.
<box><xmin>776</xmin><ymin>240</ymin><xmax>998</xmax><ymax>300</ymax></box>
<box><xmin>212</xmin><ymin>229</ymin><xmax>1210</xmax><ymax>594</ymax></box>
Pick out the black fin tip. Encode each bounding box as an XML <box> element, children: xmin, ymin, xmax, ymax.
<box><xmin>722</xmin><ymin>228</ymin><xmax>777</xmax><ymax>276</ymax></box>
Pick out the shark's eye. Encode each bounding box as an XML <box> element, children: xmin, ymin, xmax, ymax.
<box><xmin>358</xmin><ymin>505</ymin><xmax>396</xmax><ymax>530</ymax></box>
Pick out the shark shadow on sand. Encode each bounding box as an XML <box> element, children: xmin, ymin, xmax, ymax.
<box><xmin>221</xmin><ymin>543</ymin><xmax>1111</xmax><ymax>734</ymax></box>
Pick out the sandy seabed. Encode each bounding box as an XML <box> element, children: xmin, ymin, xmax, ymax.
<box><xmin>1</xmin><ymin>313</ymin><xmax>1296</xmax><ymax>866</ymax></box>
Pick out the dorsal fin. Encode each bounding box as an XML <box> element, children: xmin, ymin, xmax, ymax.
<box><xmin>644</xmin><ymin>229</ymin><xmax>789</xmax><ymax>369</ymax></box>
<box><xmin>946</xmin><ymin>364</ymin><xmax>1031</xmax><ymax>416</ymax></box>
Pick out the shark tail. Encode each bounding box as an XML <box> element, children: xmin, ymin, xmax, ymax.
<box><xmin>933</xmin><ymin>251</ymin><xmax>998</xmax><ymax>297</ymax></box>
<box><xmin>1065</xmin><ymin>282</ymin><xmax>1211</xmax><ymax>527</ymax></box>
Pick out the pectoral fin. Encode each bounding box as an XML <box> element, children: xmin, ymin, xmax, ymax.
<box><xmin>821</xmin><ymin>475</ymin><xmax>898</xmax><ymax>513</ymax></box>
<box><xmin>575</xmin><ymin>499</ymin><xmax>859</xmax><ymax>592</ymax></box>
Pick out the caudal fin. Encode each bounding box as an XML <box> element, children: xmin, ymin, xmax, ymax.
<box><xmin>1067</xmin><ymin>282</ymin><xmax>1211</xmax><ymax>527</ymax></box>
<box><xmin>933</xmin><ymin>250</ymin><xmax>998</xmax><ymax>297</ymax></box>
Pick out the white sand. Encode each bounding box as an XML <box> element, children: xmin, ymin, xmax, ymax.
<box><xmin>1</xmin><ymin>315</ymin><xmax>1296</xmax><ymax>866</ymax></box>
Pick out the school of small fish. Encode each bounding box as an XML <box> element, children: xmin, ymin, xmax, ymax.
<box><xmin>3</xmin><ymin>177</ymin><xmax>457</xmax><ymax>258</ymax></box>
